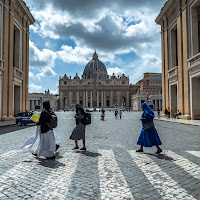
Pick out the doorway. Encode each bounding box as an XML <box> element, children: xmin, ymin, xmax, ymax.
<box><xmin>14</xmin><ymin>85</ymin><xmax>21</xmax><ymax>116</ymax></box>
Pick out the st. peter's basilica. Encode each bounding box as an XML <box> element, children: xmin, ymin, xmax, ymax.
<box><xmin>59</xmin><ymin>52</ymin><xmax>139</xmax><ymax>109</ymax></box>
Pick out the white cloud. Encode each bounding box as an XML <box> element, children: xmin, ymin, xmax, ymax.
<box><xmin>37</xmin><ymin>67</ymin><xmax>57</xmax><ymax>77</ymax></box>
<box><xmin>50</xmin><ymin>89</ymin><xmax>58</xmax><ymax>95</ymax></box>
<box><xmin>29</xmin><ymin>82</ymin><xmax>42</xmax><ymax>92</ymax></box>
<box><xmin>107</xmin><ymin>67</ymin><xmax>124</xmax><ymax>76</ymax></box>
<box><xmin>29</xmin><ymin>41</ymin><xmax>57</xmax><ymax>69</ymax></box>
<box><xmin>29</xmin><ymin>72</ymin><xmax>34</xmax><ymax>78</ymax></box>
<box><xmin>25</xmin><ymin>0</ymin><xmax>167</xmax><ymax>83</ymax></box>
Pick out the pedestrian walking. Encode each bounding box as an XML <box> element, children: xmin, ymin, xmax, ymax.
<box><xmin>136</xmin><ymin>103</ymin><xmax>162</xmax><ymax>154</ymax></box>
<box><xmin>174</xmin><ymin>110</ymin><xmax>181</xmax><ymax>119</ymax></box>
<box><xmin>70</xmin><ymin>104</ymin><xmax>87</xmax><ymax>151</ymax></box>
<box><xmin>115</xmin><ymin>109</ymin><xmax>118</xmax><ymax>118</ymax></box>
<box><xmin>157</xmin><ymin>108</ymin><xmax>160</xmax><ymax>118</ymax></box>
<box><xmin>119</xmin><ymin>109</ymin><xmax>122</xmax><ymax>119</ymax></box>
<box><xmin>101</xmin><ymin>108</ymin><xmax>105</xmax><ymax>121</ymax></box>
<box><xmin>21</xmin><ymin>100</ymin><xmax>59</xmax><ymax>159</ymax></box>
<box><xmin>167</xmin><ymin>107</ymin><xmax>171</xmax><ymax>118</ymax></box>
<box><xmin>165</xmin><ymin>108</ymin><xmax>168</xmax><ymax>118</ymax></box>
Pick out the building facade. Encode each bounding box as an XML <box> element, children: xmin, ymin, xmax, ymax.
<box><xmin>156</xmin><ymin>0</ymin><xmax>200</xmax><ymax>119</ymax></box>
<box><xmin>132</xmin><ymin>73</ymin><xmax>162</xmax><ymax>111</ymax></box>
<box><xmin>59</xmin><ymin>52</ymin><xmax>139</xmax><ymax>110</ymax></box>
<box><xmin>0</xmin><ymin>0</ymin><xmax>34</xmax><ymax>125</ymax></box>
<box><xmin>29</xmin><ymin>90</ymin><xmax>59</xmax><ymax>111</ymax></box>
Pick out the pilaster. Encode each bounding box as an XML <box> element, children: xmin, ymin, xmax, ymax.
<box><xmin>177</xmin><ymin>14</ymin><xmax>184</xmax><ymax>113</ymax></box>
<box><xmin>182</xmin><ymin>8</ymin><xmax>190</xmax><ymax>115</ymax></box>
<box><xmin>164</xmin><ymin>30</ymin><xmax>169</xmax><ymax>109</ymax></box>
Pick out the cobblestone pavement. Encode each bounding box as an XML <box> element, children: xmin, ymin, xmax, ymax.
<box><xmin>0</xmin><ymin>111</ymin><xmax>200</xmax><ymax>200</ymax></box>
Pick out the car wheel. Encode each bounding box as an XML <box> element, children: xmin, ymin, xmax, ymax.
<box><xmin>17</xmin><ymin>121</ymin><xmax>22</xmax><ymax>126</ymax></box>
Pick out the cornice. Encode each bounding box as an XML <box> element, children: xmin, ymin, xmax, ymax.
<box><xmin>17</xmin><ymin>0</ymin><xmax>35</xmax><ymax>24</ymax></box>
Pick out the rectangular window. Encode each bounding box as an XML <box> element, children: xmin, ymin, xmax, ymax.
<box><xmin>64</xmin><ymin>81</ymin><xmax>67</xmax><ymax>85</ymax></box>
<box><xmin>106</xmin><ymin>90</ymin><xmax>110</xmax><ymax>96</ymax></box>
<box><xmin>13</xmin><ymin>25</ymin><xmax>21</xmax><ymax>69</ymax></box>
<box><xmin>170</xmin><ymin>24</ymin><xmax>178</xmax><ymax>68</ymax></box>
<box><xmin>88</xmin><ymin>91</ymin><xmax>90</xmax><ymax>97</ymax></box>
<box><xmin>80</xmin><ymin>91</ymin><xmax>83</xmax><ymax>97</ymax></box>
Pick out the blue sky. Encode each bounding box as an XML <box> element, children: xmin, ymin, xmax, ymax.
<box><xmin>25</xmin><ymin>0</ymin><xmax>167</xmax><ymax>94</ymax></box>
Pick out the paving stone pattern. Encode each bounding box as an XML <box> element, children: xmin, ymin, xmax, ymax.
<box><xmin>0</xmin><ymin>111</ymin><xmax>200</xmax><ymax>199</ymax></box>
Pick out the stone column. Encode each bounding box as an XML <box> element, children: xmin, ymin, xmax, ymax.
<box><xmin>90</xmin><ymin>91</ymin><xmax>93</xmax><ymax>107</ymax></box>
<box><xmin>117</xmin><ymin>91</ymin><xmax>120</xmax><ymax>107</ymax></box>
<box><xmin>60</xmin><ymin>91</ymin><xmax>63</xmax><ymax>110</ymax></box>
<box><xmin>164</xmin><ymin>28</ymin><xmax>169</xmax><ymax>109</ymax></box>
<box><xmin>83</xmin><ymin>91</ymin><xmax>85</xmax><ymax>107</ymax></box>
<box><xmin>101</xmin><ymin>91</ymin><xmax>104</xmax><ymax>107</ymax></box>
<box><xmin>97</xmin><ymin>91</ymin><xmax>99</xmax><ymax>107</ymax></box>
<box><xmin>104</xmin><ymin>91</ymin><xmax>106</xmax><ymax>107</ymax></box>
<box><xmin>69</xmin><ymin>91</ymin><xmax>72</xmax><ymax>107</ymax></box>
<box><xmin>2</xmin><ymin>6</ymin><xmax>9</xmax><ymax>117</ymax></box>
<box><xmin>177</xmin><ymin>14</ymin><xmax>184</xmax><ymax>113</ymax></box>
<box><xmin>8</xmin><ymin>7</ymin><xmax>14</xmax><ymax>117</ymax></box>
<box><xmin>110</xmin><ymin>91</ymin><xmax>113</xmax><ymax>107</ymax></box>
<box><xmin>86</xmin><ymin>91</ymin><xmax>88</xmax><ymax>107</ymax></box>
<box><xmin>182</xmin><ymin>8</ymin><xmax>190</xmax><ymax>116</ymax></box>
<box><xmin>76</xmin><ymin>91</ymin><xmax>79</xmax><ymax>104</ymax></box>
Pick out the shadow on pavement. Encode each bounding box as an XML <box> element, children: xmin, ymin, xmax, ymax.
<box><xmin>144</xmin><ymin>152</ymin><xmax>174</xmax><ymax>161</ymax></box>
<box><xmin>0</xmin><ymin>124</ymin><xmax>35</xmax><ymax>135</ymax></box>
<box><xmin>75</xmin><ymin>150</ymin><xmax>102</xmax><ymax>157</ymax></box>
<box><xmin>34</xmin><ymin>152</ymin><xmax>66</xmax><ymax>169</ymax></box>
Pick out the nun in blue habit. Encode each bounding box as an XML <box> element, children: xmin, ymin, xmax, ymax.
<box><xmin>136</xmin><ymin>103</ymin><xmax>162</xmax><ymax>154</ymax></box>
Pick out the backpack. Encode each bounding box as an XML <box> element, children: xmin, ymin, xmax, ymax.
<box><xmin>45</xmin><ymin>110</ymin><xmax>58</xmax><ymax>129</ymax></box>
<box><xmin>83</xmin><ymin>112</ymin><xmax>91</xmax><ymax>125</ymax></box>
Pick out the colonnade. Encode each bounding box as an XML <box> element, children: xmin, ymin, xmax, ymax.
<box><xmin>60</xmin><ymin>90</ymin><xmax>129</xmax><ymax>109</ymax></box>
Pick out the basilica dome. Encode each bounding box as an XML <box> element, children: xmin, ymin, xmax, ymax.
<box><xmin>83</xmin><ymin>51</ymin><xmax>108</xmax><ymax>79</ymax></box>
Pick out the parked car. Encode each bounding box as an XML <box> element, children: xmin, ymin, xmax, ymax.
<box><xmin>16</xmin><ymin>111</ymin><xmax>40</xmax><ymax>126</ymax></box>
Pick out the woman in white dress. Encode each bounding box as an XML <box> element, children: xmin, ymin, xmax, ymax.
<box><xmin>21</xmin><ymin>101</ymin><xmax>59</xmax><ymax>159</ymax></box>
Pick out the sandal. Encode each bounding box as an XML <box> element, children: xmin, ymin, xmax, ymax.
<box><xmin>32</xmin><ymin>153</ymin><xmax>38</xmax><ymax>157</ymax></box>
<box><xmin>80</xmin><ymin>147</ymin><xmax>86</xmax><ymax>151</ymax></box>
<box><xmin>46</xmin><ymin>155</ymin><xmax>56</xmax><ymax>159</ymax></box>
<box><xmin>55</xmin><ymin>144</ymin><xmax>60</xmax><ymax>151</ymax></box>
<box><xmin>156</xmin><ymin>148</ymin><xmax>162</xmax><ymax>154</ymax></box>
<box><xmin>136</xmin><ymin>149</ymin><xmax>143</xmax><ymax>152</ymax></box>
<box><xmin>73</xmin><ymin>147</ymin><xmax>79</xmax><ymax>150</ymax></box>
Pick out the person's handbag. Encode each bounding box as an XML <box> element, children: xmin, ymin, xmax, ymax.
<box><xmin>83</xmin><ymin>112</ymin><xmax>91</xmax><ymax>125</ymax></box>
<box><xmin>143</xmin><ymin>121</ymin><xmax>154</xmax><ymax>130</ymax></box>
<box><xmin>45</xmin><ymin>111</ymin><xmax>58</xmax><ymax>129</ymax></box>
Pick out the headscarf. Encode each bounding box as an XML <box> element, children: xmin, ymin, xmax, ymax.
<box><xmin>76</xmin><ymin>104</ymin><xmax>85</xmax><ymax>115</ymax></box>
<box><xmin>43</xmin><ymin>100</ymin><xmax>50</xmax><ymax>111</ymax></box>
<box><xmin>141</xmin><ymin>103</ymin><xmax>154</xmax><ymax>118</ymax></box>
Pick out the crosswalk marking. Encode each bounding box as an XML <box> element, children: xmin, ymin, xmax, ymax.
<box><xmin>34</xmin><ymin>151</ymin><xmax>80</xmax><ymax>199</ymax></box>
<box><xmin>128</xmin><ymin>150</ymin><xmax>195</xmax><ymax>200</ymax></box>
<box><xmin>0</xmin><ymin>150</ymin><xmax>20</xmax><ymax>162</ymax></box>
<box><xmin>0</xmin><ymin>161</ymin><xmax>37</xmax><ymax>195</ymax></box>
<box><xmin>98</xmin><ymin>149</ymin><xmax>135</xmax><ymax>200</ymax></box>
<box><xmin>187</xmin><ymin>151</ymin><xmax>200</xmax><ymax>158</ymax></box>
<box><xmin>0</xmin><ymin>149</ymin><xmax>199</xmax><ymax>199</ymax></box>
<box><xmin>165</xmin><ymin>151</ymin><xmax>200</xmax><ymax>180</ymax></box>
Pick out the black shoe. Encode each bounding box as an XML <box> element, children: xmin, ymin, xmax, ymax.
<box><xmin>56</xmin><ymin>144</ymin><xmax>60</xmax><ymax>151</ymax></box>
<box><xmin>32</xmin><ymin>153</ymin><xmax>37</xmax><ymax>157</ymax></box>
<box><xmin>136</xmin><ymin>149</ymin><xmax>143</xmax><ymax>152</ymax></box>
<box><xmin>156</xmin><ymin>149</ymin><xmax>162</xmax><ymax>154</ymax></box>
<box><xmin>46</xmin><ymin>155</ymin><xmax>56</xmax><ymax>159</ymax></box>
<box><xmin>80</xmin><ymin>147</ymin><xmax>86</xmax><ymax>151</ymax></box>
<box><xmin>73</xmin><ymin>147</ymin><xmax>79</xmax><ymax>150</ymax></box>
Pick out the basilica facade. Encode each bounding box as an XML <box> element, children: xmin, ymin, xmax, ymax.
<box><xmin>59</xmin><ymin>52</ymin><xmax>139</xmax><ymax>110</ymax></box>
